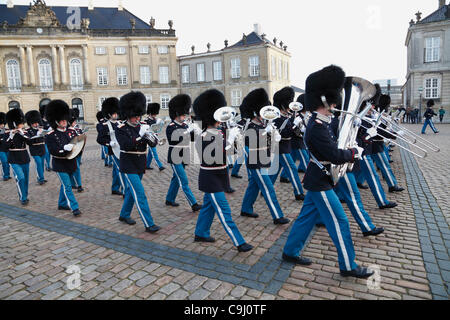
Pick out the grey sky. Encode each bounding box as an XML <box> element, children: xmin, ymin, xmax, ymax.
<box><xmin>3</xmin><ymin>0</ymin><xmax>440</xmax><ymax>88</ymax></box>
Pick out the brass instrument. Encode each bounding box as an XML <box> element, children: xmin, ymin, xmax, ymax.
<box><xmin>260</xmin><ymin>106</ymin><xmax>281</xmax><ymax>139</ymax></box>
<box><xmin>66</xmin><ymin>134</ymin><xmax>87</xmax><ymax>160</ymax></box>
<box><xmin>213</xmin><ymin>107</ymin><xmax>245</xmax><ymax>153</ymax></box>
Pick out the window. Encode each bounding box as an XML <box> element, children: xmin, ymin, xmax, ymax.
<box><xmin>146</xmin><ymin>95</ymin><xmax>152</xmax><ymax>104</ymax></box>
<box><xmin>181</xmin><ymin>65</ymin><xmax>190</xmax><ymax>84</ymax></box>
<box><xmin>278</xmin><ymin>59</ymin><xmax>282</xmax><ymax>79</ymax></box>
<box><xmin>6</xmin><ymin>59</ymin><xmax>21</xmax><ymax>92</ymax></box>
<box><xmin>140</xmin><ymin>66</ymin><xmax>151</xmax><ymax>85</ymax></box>
<box><xmin>284</xmin><ymin>62</ymin><xmax>289</xmax><ymax>80</ymax></box>
<box><xmin>425</xmin><ymin>78</ymin><xmax>440</xmax><ymax>99</ymax></box>
<box><xmin>97</xmin><ymin>67</ymin><xmax>108</xmax><ymax>86</ymax></box>
<box><xmin>115</xmin><ymin>47</ymin><xmax>126</xmax><ymax>55</ymax></box>
<box><xmin>249</xmin><ymin>56</ymin><xmax>260</xmax><ymax>77</ymax></box>
<box><xmin>231</xmin><ymin>58</ymin><xmax>241</xmax><ymax>79</ymax></box>
<box><xmin>157</xmin><ymin>46</ymin><xmax>168</xmax><ymax>54</ymax></box>
<box><xmin>213</xmin><ymin>61</ymin><xmax>222</xmax><ymax>81</ymax></box>
<box><xmin>38</xmin><ymin>59</ymin><xmax>53</xmax><ymax>91</ymax></box>
<box><xmin>98</xmin><ymin>97</ymin><xmax>107</xmax><ymax>111</ymax></box>
<box><xmin>72</xmin><ymin>98</ymin><xmax>84</xmax><ymax>121</ymax></box>
<box><xmin>8</xmin><ymin>101</ymin><xmax>20</xmax><ymax>110</ymax></box>
<box><xmin>196</xmin><ymin>63</ymin><xmax>205</xmax><ymax>82</ymax></box>
<box><xmin>95</xmin><ymin>47</ymin><xmax>106</xmax><ymax>55</ymax></box>
<box><xmin>271</xmin><ymin>56</ymin><xmax>276</xmax><ymax>78</ymax></box>
<box><xmin>138</xmin><ymin>46</ymin><xmax>149</xmax><ymax>54</ymax></box>
<box><xmin>159</xmin><ymin>66</ymin><xmax>169</xmax><ymax>84</ymax></box>
<box><xmin>160</xmin><ymin>94</ymin><xmax>171</xmax><ymax>109</ymax></box>
<box><xmin>231</xmin><ymin>89</ymin><xmax>242</xmax><ymax>107</ymax></box>
<box><xmin>425</xmin><ymin>37</ymin><xmax>440</xmax><ymax>63</ymax></box>
<box><xmin>116</xmin><ymin>67</ymin><xmax>128</xmax><ymax>86</ymax></box>
<box><xmin>69</xmin><ymin>59</ymin><xmax>83</xmax><ymax>90</ymax></box>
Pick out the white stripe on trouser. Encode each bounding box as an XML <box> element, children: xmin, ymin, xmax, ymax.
<box><xmin>124</xmin><ymin>174</ymin><xmax>150</xmax><ymax>228</ymax></box>
<box><xmin>171</xmin><ymin>164</ymin><xmax>194</xmax><ymax>206</ymax></box>
<box><xmin>210</xmin><ymin>194</ymin><xmax>238</xmax><ymax>246</ymax></box>
<box><xmin>255</xmin><ymin>169</ymin><xmax>280</xmax><ymax>219</ymax></box>
<box><xmin>282</xmin><ymin>154</ymin><xmax>300</xmax><ymax>194</ymax></box>
<box><xmin>343</xmin><ymin>175</ymin><xmax>371</xmax><ymax>231</ymax></box>
<box><xmin>320</xmin><ymin>191</ymin><xmax>351</xmax><ymax>271</ymax></box>
<box><xmin>11</xmin><ymin>166</ymin><xmax>22</xmax><ymax>200</ymax></box>
<box><xmin>111</xmin><ymin>156</ymin><xmax>125</xmax><ymax>191</ymax></box>
<box><xmin>56</xmin><ymin>173</ymin><xmax>72</xmax><ymax>210</ymax></box>
<box><xmin>363</xmin><ymin>156</ymin><xmax>386</xmax><ymax>206</ymax></box>
<box><xmin>299</xmin><ymin>151</ymin><xmax>307</xmax><ymax>169</ymax></box>
<box><xmin>377</xmin><ymin>153</ymin><xmax>394</xmax><ymax>187</ymax></box>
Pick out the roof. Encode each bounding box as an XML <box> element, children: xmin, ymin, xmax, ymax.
<box><xmin>228</xmin><ymin>31</ymin><xmax>276</xmax><ymax>49</ymax></box>
<box><xmin>0</xmin><ymin>4</ymin><xmax>151</xmax><ymax>30</ymax></box>
<box><xmin>417</xmin><ymin>4</ymin><xmax>450</xmax><ymax>24</ymax></box>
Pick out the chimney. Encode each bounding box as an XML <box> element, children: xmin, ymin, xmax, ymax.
<box><xmin>253</xmin><ymin>23</ymin><xmax>261</xmax><ymax>36</ymax></box>
<box><xmin>88</xmin><ymin>0</ymin><xmax>94</xmax><ymax>11</ymax></box>
<box><xmin>118</xmin><ymin>0</ymin><xmax>123</xmax><ymax>11</ymax></box>
<box><xmin>7</xmin><ymin>0</ymin><xmax>14</xmax><ymax>8</ymax></box>
<box><xmin>439</xmin><ymin>0</ymin><xmax>446</xmax><ymax>8</ymax></box>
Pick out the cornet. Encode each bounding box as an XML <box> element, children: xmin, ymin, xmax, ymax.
<box><xmin>289</xmin><ymin>102</ymin><xmax>303</xmax><ymax>118</ymax></box>
<box><xmin>260</xmin><ymin>106</ymin><xmax>281</xmax><ymax>139</ymax></box>
<box><xmin>213</xmin><ymin>107</ymin><xmax>245</xmax><ymax>153</ymax></box>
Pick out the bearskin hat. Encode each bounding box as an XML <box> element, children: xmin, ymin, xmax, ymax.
<box><xmin>377</xmin><ymin>94</ymin><xmax>391</xmax><ymax>113</ymax></box>
<box><xmin>273</xmin><ymin>87</ymin><xmax>295</xmax><ymax>110</ymax></box>
<box><xmin>305</xmin><ymin>65</ymin><xmax>346</xmax><ymax>112</ymax></box>
<box><xmin>25</xmin><ymin>110</ymin><xmax>43</xmax><ymax>127</ymax></box>
<box><xmin>119</xmin><ymin>91</ymin><xmax>147</xmax><ymax>119</ymax></box>
<box><xmin>96</xmin><ymin>111</ymin><xmax>104</xmax><ymax>122</ymax></box>
<box><xmin>102</xmin><ymin>97</ymin><xmax>120</xmax><ymax>119</ymax></box>
<box><xmin>0</xmin><ymin>112</ymin><xmax>6</xmax><ymax>125</ymax></box>
<box><xmin>6</xmin><ymin>108</ymin><xmax>25</xmax><ymax>130</ymax></box>
<box><xmin>240</xmin><ymin>88</ymin><xmax>271</xmax><ymax>119</ymax></box>
<box><xmin>69</xmin><ymin>108</ymin><xmax>80</xmax><ymax>124</ymax></box>
<box><xmin>297</xmin><ymin>94</ymin><xmax>305</xmax><ymax>106</ymax></box>
<box><xmin>147</xmin><ymin>103</ymin><xmax>161</xmax><ymax>116</ymax></box>
<box><xmin>39</xmin><ymin>104</ymin><xmax>47</xmax><ymax>118</ymax></box>
<box><xmin>45</xmin><ymin>100</ymin><xmax>71</xmax><ymax>130</ymax></box>
<box><xmin>427</xmin><ymin>99</ymin><xmax>435</xmax><ymax>108</ymax></box>
<box><xmin>193</xmin><ymin>89</ymin><xmax>227</xmax><ymax>129</ymax></box>
<box><xmin>169</xmin><ymin>94</ymin><xmax>191</xmax><ymax>120</ymax></box>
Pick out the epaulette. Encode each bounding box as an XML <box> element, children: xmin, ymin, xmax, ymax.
<box><xmin>117</xmin><ymin>123</ymin><xmax>125</xmax><ymax>128</ymax></box>
<box><xmin>47</xmin><ymin>130</ymin><xmax>55</xmax><ymax>135</ymax></box>
<box><xmin>169</xmin><ymin>123</ymin><xmax>175</xmax><ymax>126</ymax></box>
<box><xmin>315</xmin><ymin>119</ymin><xmax>323</xmax><ymax>125</ymax></box>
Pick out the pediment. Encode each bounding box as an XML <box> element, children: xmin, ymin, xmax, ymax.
<box><xmin>16</xmin><ymin>0</ymin><xmax>61</xmax><ymax>28</ymax></box>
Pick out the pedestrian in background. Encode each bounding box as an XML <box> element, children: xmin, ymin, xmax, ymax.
<box><xmin>439</xmin><ymin>107</ymin><xmax>446</xmax><ymax>123</ymax></box>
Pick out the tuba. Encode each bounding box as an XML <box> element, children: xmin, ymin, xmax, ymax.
<box><xmin>330</xmin><ymin>77</ymin><xmax>376</xmax><ymax>185</ymax></box>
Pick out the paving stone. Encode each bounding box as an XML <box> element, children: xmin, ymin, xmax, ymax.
<box><xmin>189</xmin><ymin>289</ymin><xmax>211</xmax><ymax>300</ymax></box>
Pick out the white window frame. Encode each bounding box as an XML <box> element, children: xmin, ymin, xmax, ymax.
<box><xmin>159</xmin><ymin>66</ymin><xmax>170</xmax><ymax>84</ymax></box>
<box><xmin>213</xmin><ymin>61</ymin><xmax>222</xmax><ymax>81</ymax></box>
<box><xmin>38</xmin><ymin>59</ymin><xmax>53</xmax><ymax>92</ymax></box>
<box><xmin>98</xmin><ymin>97</ymin><xmax>107</xmax><ymax>111</ymax></box>
<box><xmin>271</xmin><ymin>56</ymin><xmax>276</xmax><ymax>78</ymax></box>
<box><xmin>116</xmin><ymin>66</ymin><xmax>128</xmax><ymax>86</ymax></box>
<box><xmin>157</xmin><ymin>46</ymin><xmax>169</xmax><ymax>54</ymax></box>
<box><xmin>97</xmin><ymin>67</ymin><xmax>108</xmax><ymax>86</ymax></box>
<box><xmin>196</xmin><ymin>63</ymin><xmax>205</xmax><ymax>82</ymax></box>
<box><xmin>181</xmin><ymin>65</ymin><xmax>190</xmax><ymax>84</ymax></box>
<box><xmin>146</xmin><ymin>95</ymin><xmax>153</xmax><ymax>104</ymax></box>
<box><xmin>425</xmin><ymin>37</ymin><xmax>440</xmax><ymax>63</ymax></box>
<box><xmin>140</xmin><ymin>66</ymin><xmax>151</xmax><ymax>85</ymax></box>
<box><xmin>278</xmin><ymin>59</ymin><xmax>283</xmax><ymax>79</ymax></box>
<box><xmin>138</xmin><ymin>46</ymin><xmax>149</xmax><ymax>54</ymax></box>
<box><xmin>425</xmin><ymin>78</ymin><xmax>440</xmax><ymax>99</ymax></box>
<box><xmin>231</xmin><ymin>58</ymin><xmax>241</xmax><ymax>79</ymax></box>
<box><xmin>6</xmin><ymin>59</ymin><xmax>22</xmax><ymax>93</ymax></box>
<box><xmin>249</xmin><ymin>56</ymin><xmax>260</xmax><ymax>77</ymax></box>
<box><xmin>115</xmin><ymin>47</ymin><xmax>126</xmax><ymax>55</ymax></box>
<box><xmin>231</xmin><ymin>89</ymin><xmax>242</xmax><ymax>107</ymax></box>
<box><xmin>95</xmin><ymin>47</ymin><xmax>106</xmax><ymax>55</ymax></box>
<box><xmin>160</xmin><ymin>94</ymin><xmax>171</xmax><ymax>109</ymax></box>
<box><xmin>69</xmin><ymin>58</ymin><xmax>83</xmax><ymax>90</ymax></box>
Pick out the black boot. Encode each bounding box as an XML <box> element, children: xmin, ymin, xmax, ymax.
<box><xmin>363</xmin><ymin>227</ymin><xmax>385</xmax><ymax>237</ymax></box>
<box><xmin>389</xmin><ymin>186</ymin><xmax>404</xmax><ymax>193</ymax></box>
<box><xmin>237</xmin><ymin>243</ymin><xmax>253</xmax><ymax>252</ymax></box>
<box><xmin>194</xmin><ymin>236</ymin><xmax>216</xmax><ymax>243</ymax></box>
<box><xmin>340</xmin><ymin>266</ymin><xmax>374</xmax><ymax>279</ymax></box>
<box><xmin>192</xmin><ymin>203</ymin><xmax>202</xmax><ymax>212</ymax></box>
<box><xmin>274</xmin><ymin>217</ymin><xmax>290</xmax><ymax>225</ymax></box>
<box><xmin>119</xmin><ymin>217</ymin><xmax>136</xmax><ymax>225</ymax></box>
<box><xmin>379</xmin><ymin>202</ymin><xmax>398</xmax><ymax>210</ymax></box>
<box><xmin>282</xmin><ymin>253</ymin><xmax>312</xmax><ymax>265</ymax></box>
<box><xmin>165</xmin><ymin>200</ymin><xmax>180</xmax><ymax>207</ymax></box>
<box><xmin>280</xmin><ymin>177</ymin><xmax>290</xmax><ymax>184</ymax></box>
<box><xmin>145</xmin><ymin>225</ymin><xmax>161</xmax><ymax>233</ymax></box>
<box><xmin>357</xmin><ymin>183</ymin><xmax>369</xmax><ymax>190</ymax></box>
<box><xmin>241</xmin><ymin>212</ymin><xmax>259</xmax><ymax>218</ymax></box>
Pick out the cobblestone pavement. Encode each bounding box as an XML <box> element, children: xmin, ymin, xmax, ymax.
<box><xmin>0</xmin><ymin>128</ymin><xmax>448</xmax><ymax>300</ymax></box>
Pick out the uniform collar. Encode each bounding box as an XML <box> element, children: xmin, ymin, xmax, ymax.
<box><xmin>314</xmin><ymin>112</ymin><xmax>332</xmax><ymax>124</ymax></box>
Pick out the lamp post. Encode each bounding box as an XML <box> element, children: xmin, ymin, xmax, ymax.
<box><xmin>418</xmin><ymin>87</ymin><xmax>423</xmax><ymax>124</ymax></box>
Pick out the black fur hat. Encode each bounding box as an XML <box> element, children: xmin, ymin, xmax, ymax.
<box><xmin>377</xmin><ymin>94</ymin><xmax>391</xmax><ymax>113</ymax></box>
<box><xmin>6</xmin><ymin>108</ymin><xmax>25</xmax><ymax>130</ymax></box>
<box><xmin>273</xmin><ymin>87</ymin><xmax>295</xmax><ymax>110</ymax></box>
<box><xmin>147</xmin><ymin>103</ymin><xmax>161</xmax><ymax>115</ymax></box>
<box><xmin>25</xmin><ymin>110</ymin><xmax>43</xmax><ymax>127</ymax></box>
<box><xmin>119</xmin><ymin>91</ymin><xmax>147</xmax><ymax>119</ymax></box>
<box><xmin>96</xmin><ymin>111</ymin><xmax>104</xmax><ymax>122</ymax></box>
<box><xmin>193</xmin><ymin>89</ymin><xmax>227</xmax><ymax>129</ymax></box>
<box><xmin>297</xmin><ymin>94</ymin><xmax>305</xmax><ymax>106</ymax></box>
<box><xmin>102</xmin><ymin>97</ymin><xmax>120</xmax><ymax>119</ymax></box>
<box><xmin>39</xmin><ymin>104</ymin><xmax>47</xmax><ymax>118</ymax></box>
<box><xmin>70</xmin><ymin>108</ymin><xmax>80</xmax><ymax>124</ymax></box>
<box><xmin>240</xmin><ymin>88</ymin><xmax>271</xmax><ymax>119</ymax></box>
<box><xmin>427</xmin><ymin>99</ymin><xmax>435</xmax><ymax>108</ymax></box>
<box><xmin>0</xmin><ymin>112</ymin><xmax>6</xmax><ymax>125</ymax></box>
<box><xmin>45</xmin><ymin>100</ymin><xmax>71</xmax><ymax>129</ymax></box>
<box><xmin>305</xmin><ymin>65</ymin><xmax>346</xmax><ymax>112</ymax></box>
<box><xmin>169</xmin><ymin>94</ymin><xmax>191</xmax><ymax>120</ymax></box>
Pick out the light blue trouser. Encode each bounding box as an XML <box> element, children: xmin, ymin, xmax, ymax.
<box><xmin>282</xmin><ymin>148</ymin><xmax>309</xmax><ymax>180</ymax></box>
<box><xmin>101</xmin><ymin>146</ymin><xmax>106</xmax><ymax>160</ymax></box>
<box><xmin>32</xmin><ymin>155</ymin><xmax>45</xmax><ymax>183</ymax></box>
<box><xmin>270</xmin><ymin>153</ymin><xmax>304</xmax><ymax>196</ymax></box>
<box><xmin>335</xmin><ymin>172</ymin><xmax>376</xmax><ymax>233</ymax></box>
<box><xmin>166</xmin><ymin>164</ymin><xmax>197</xmax><ymax>207</ymax></box>
<box><xmin>120</xmin><ymin>173</ymin><xmax>155</xmax><ymax>228</ymax></box>
<box><xmin>354</xmin><ymin>167</ymin><xmax>366</xmax><ymax>185</ymax></box>
<box><xmin>103</xmin><ymin>146</ymin><xmax>112</xmax><ymax>166</ymax></box>
<box><xmin>11</xmin><ymin>163</ymin><xmax>29</xmax><ymax>202</ymax></box>
<box><xmin>360</xmin><ymin>156</ymin><xmax>389</xmax><ymax>207</ymax></box>
<box><xmin>0</xmin><ymin>151</ymin><xmax>10</xmax><ymax>179</ymax></box>
<box><xmin>384</xmin><ymin>145</ymin><xmax>391</xmax><ymax>162</ymax></box>
<box><xmin>70</xmin><ymin>156</ymin><xmax>82</xmax><ymax>188</ymax></box>
<box><xmin>283</xmin><ymin>190</ymin><xmax>359</xmax><ymax>271</ymax></box>
<box><xmin>56</xmin><ymin>172</ymin><xmax>79</xmax><ymax>211</ymax></box>
<box><xmin>241</xmin><ymin>167</ymin><xmax>284</xmax><ymax>220</ymax></box>
<box><xmin>44</xmin><ymin>145</ymin><xmax>51</xmax><ymax>170</ymax></box>
<box><xmin>195</xmin><ymin>192</ymin><xmax>246</xmax><ymax>247</ymax></box>
<box><xmin>231</xmin><ymin>154</ymin><xmax>245</xmax><ymax>176</ymax></box>
<box><xmin>422</xmin><ymin>119</ymin><xmax>438</xmax><ymax>134</ymax></box>
<box><xmin>371</xmin><ymin>152</ymin><xmax>398</xmax><ymax>188</ymax></box>
<box><xmin>111</xmin><ymin>155</ymin><xmax>125</xmax><ymax>193</ymax></box>
<box><xmin>146</xmin><ymin>147</ymin><xmax>164</xmax><ymax>169</ymax></box>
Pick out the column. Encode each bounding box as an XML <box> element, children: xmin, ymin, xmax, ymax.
<box><xmin>18</xmin><ymin>45</ymin><xmax>29</xmax><ymax>86</ymax></box>
<box><xmin>58</xmin><ymin>45</ymin><xmax>68</xmax><ymax>86</ymax></box>
<box><xmin>26</xmin><ymin>46</ymin><xmax>36</xmax><ymax>86</ymax></box>
<box><xmin>128</xmin><ymin>44</ymin><xmax>135</xmax><ymax>86</ymax></box>
<box><xmin>51</xmin><ymin>45</ymin><xmax>60</xmax><ymax>85</ymax></box>
<box><xmin>82</xmin><ymin>44</ymin><xmax>90</xmax><ymax>84</ymax></box>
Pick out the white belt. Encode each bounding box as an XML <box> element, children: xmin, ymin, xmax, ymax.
<box><xmin>281</xmin><ymin>138</ymin><xmax>292</xmax><ymax>141</ymax></box>
<box><xmin>200</xmin><ymin>165</ymin><xmax>228</xmax><ymax>171</ymax></box>
<box><xmin>53</xmin><ymin>156</ymin><xmax>67</xmax><ymax>159</ymax></box>
<box><xmin>310</xmin><ymin>160</ymin><xmax>331</xmax><ymax>165</ymax></box>
<box><xmin>170</xmin><ymin>145</ymin><xmax>189</xmax><ymax>149</ymax></box>
<box><xmin>248</xmin><ymin>147</ymin><xmax>268</xmax><ymax>151</ymax></box>
<box><xmin>121</xmin><ymin>150</ymin><xmax>147</xmax><ymax>155</ymax></box>
<box><xmin>9</xmin><ymin>148</ymin><xmax>26</xmax><ymax>151</ymax></box>
<box><xmin>32</xmin><ymin>143</ymin><xmax>45</xmax><ymax>146</ymax></box>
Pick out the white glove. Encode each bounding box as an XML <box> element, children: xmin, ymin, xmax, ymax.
<box><xmin>366</xmin><ymin>127</ymin><xmax>378</xmax><ymax>138</ymax></box>
<box><xmin>293</xmin><ymin>117</ymin><xmax>302</xmax><ymax>128</ymax></box>
<box><xmin>110</xmin><ymin>141</ymin><xmax>119</xmax><ymax>148</ymax></box>
<box><xmin>300</xmin><ymin>125</ymin><xmax>306</xmax><ymax>134</ymax></box>
<box><xmin>227</xmin><ymin>127</ymin><xmax>240</xmax><ymax>146</ymax></box>
<box><xmin>265</xmin><ymin>123</ymin><xmax>274</xmax><ymax>134</ymax></box>
<box><xmin>354</xmin><ymin>146</ymin><xmax>365</xmax><ymax>160</ymax></box>
<box><xmin>139</xmin><ymin>124</ymin><xmax>150</xmax><ymax>137</ymax></box>
<box><xmin>193</xmin><ymin>123</ymin><xmax>202</xmax><ymax>135</ymax></box>
<box><xmin>186</xmin><ymin>123</ymin><xmax>195</xmax><ymax>134</ymax></box>
<box><xmin>9</xmin><ymin>131</ymin><xmax>15</xmax><ymax>140</ymax></box>
<box><xmin>273</xmin><ymin>130</ymin><xmax>282</xmax><ymax>143</ymax></box>
<box><xmin>156</xmin><ymin>118</ymin><xmax>164</xmax><ymax>126</ymax></box>
<box><xmin>64</xmin><ymin>144</ymin><xmax>74</xmax><ymax>152</ymax></box>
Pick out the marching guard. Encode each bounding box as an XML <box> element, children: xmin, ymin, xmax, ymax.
<box><xmin>25</xmin><ymin>110</ymin><xmax>47</xmax><ymax>185</ymax></box>
<box><xmin>68</xmin><ymin>109</ymin><xmax>84</xmax><ymax>193</ymax></box>
<box><xmin>145</xmin><ymin>103</ymin><xmax>166</xmax><ymax>171</ymax></box>
<box><xmin>39</xmin><ymin>104</ymin><xmax>52</xmax><ymax>172</ymax></box>
<box><xmin>421</xmin><ymin>99</ymin><xmax>439</xmax><ymax>134</ymax></box>
<box><xmin>0</xmin><ymin>112</ymin><xmax>11</xmax><ymax>181</ymax></box>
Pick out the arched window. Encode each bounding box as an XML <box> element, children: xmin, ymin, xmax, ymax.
<box><xmin>72</xmin><ymin>98</ymin><xmax>84</xmax><ymax>121</ymax></box>
<box><xmin>69</xmin><ymin>59</ymin><xmax>83</xmax><ymax>90</ymax></box>
<box><xmin>38</xmin><ymin>59</ymin><xmax>53</xmax><ymax>91</ymax></box>
<box><xmin>8</xmin><ymin>101</ymin><xmax>20</xmax><ymax>110</ymax></box>
<box><xmin>6</xmin><ymin>60</ymin><xmax>22</xmax><ymax>92</ymax></box>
